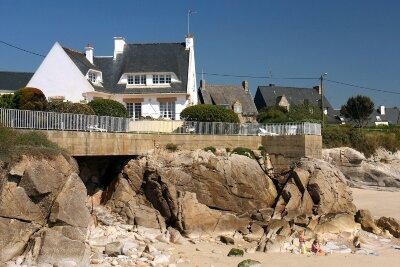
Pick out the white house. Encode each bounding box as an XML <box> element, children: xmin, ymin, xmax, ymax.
<box><xmin>28</xmin><ymin>35</ymin><xmax>198</xmax><ymax>120</ymax></box>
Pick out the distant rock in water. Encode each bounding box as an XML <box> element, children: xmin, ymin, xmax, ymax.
<box><xmin>323</xmin><ymin>147</ymin><xmax>400</xmax><ymax>188</ymax></box>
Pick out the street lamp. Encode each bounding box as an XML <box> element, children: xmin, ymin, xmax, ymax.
<box><xmin>320</xmin><ymin>73</ymin><xmax>327</xmax><ymax>127</ymax></box>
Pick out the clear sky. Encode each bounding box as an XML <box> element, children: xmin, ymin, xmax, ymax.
<box><xmin>0</xmin><ymin>0</ymin><xmax>399</xmax><ymax>108</ymax></box>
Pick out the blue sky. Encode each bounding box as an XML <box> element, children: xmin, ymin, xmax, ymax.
<box><xmin>0</xmin><ymin>0</ymin><xmax>399</xmax><ymax>108</ymax></box>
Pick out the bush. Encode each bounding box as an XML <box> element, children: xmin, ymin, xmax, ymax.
<box><xmin>165</xmin><ymin>143</ymin><xmax>178</xmax><ymax>152</ymax></box>
<box><xmin>48</xmin><ymin>101</ymin><xmax>95</xmax><ymax>115</ymax></box>
<box><xmin>12</xmin><ymin>87</ymin><xmax>47</xmax><ymax>111</ymax></box>
<box><xmin>203</xmin><ymin>146</ymin><xmax>216</xmax><ymax>153</ymax></box>
<box><xmin>226</xmin><ymin>147</ymin><xmax>231</xmax><ymax>153</ymax></box>
<box><xmin>180</xmin><ymin>104</ymin><xmax>239</xmax><ymax>123</ymax></box>
<box><xmin>232</xmin><ymin>147</ymin><xmax>254</xmax><ymax>159</ymax></box>
<box><xmin>257</xmin><ymin>106</ymin><xmax>288</xmax><ymax>123</ymax></box>
<box><xmin>88</xmin><ymin>99</ymin><xmax>128</xmax><ymax>117</ymax></box>
<box><xmin>0</xmin><ymin>94</ymin><xmax>14</xmax><ymax>108</ymax></box>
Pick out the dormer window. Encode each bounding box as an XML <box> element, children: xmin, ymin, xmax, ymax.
<box><xmin>153</xmin><ymin>74</ymin><xmax>171</xmax><ymax>84</ymax></box>
<box><xmin>87</xmin><ymin>70</ymin><xmax>102</xmax><ymax>84</ymax></box>
<box><xmin>127</xmin><ymin>74</ymin><xmax>146</xmax><ymax>85</ymax></box>
<box><xmin>233</xmin><ymin>101</ymin><xmax>242</xmax><ymax>114</ymax></box>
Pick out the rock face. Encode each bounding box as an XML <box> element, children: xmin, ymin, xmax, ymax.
<box><xmin>355</xmin><ymin>209</ymin><xmax>381</xmax><ymax>235</ymax></box>
<box><xmin>0</xmin><ymin>154</ymin><xmax>90</xmax><ymax>266</ymax></box>
<box><xmin>376</xmin><ymin>216</ymin><xmax>400</xmax><ymax>238</ymax></box>
<box><xmin>323</xmin><ymin>147</ymin><xmax>400</xmax><ymax>188</ymax></box>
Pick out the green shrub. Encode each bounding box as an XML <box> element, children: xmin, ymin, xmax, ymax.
<box><xmin>48</xmin><ymin>101</ymin><xmax>95</xmax><ymax>115</ymax></box>
<box><xmin>165</xmin><ymin>143</ymin><xmax>178</xmax><ymax>152</ymax></box>
<box><xmin>258</xmin><ymin>145</ymin><xmax>265</xmax><ymax>152</ymax></box>
<box><xmin>203</xmin><ymin>146</ymin><xmax>216</xmax><ymax>153</ymax></box>
<box><xmin>225</xmin><ymin>147</ymin><xmax>231</xmax><ymax>153</ymax></box>
<box><xmin>88</xmin><ymin>99</ymin><xmax>128</xmax><ymax>117</ymax></box>
<box><xmin>232</xmin><ymin>147</ymin><xmax>254</xmax><ymax>159</ymax></box>
<box><xmin>180</xmin><ymin>104</ymin><xmax>239</xmax><ymax>123</ymax></box>
<box><xmin>0</xmin><ymin>94</ymin><xmax>14</xmax><ymax>108</ymax></box>
<box><xmin>227</xmin><ymin>248</ymin><xmax>244</xmax><ymax>257</ymax></box>
<box><xmin>12</xmin><ymin>87</ymin><xmax>48</xmax><ymax>111</ymax></box>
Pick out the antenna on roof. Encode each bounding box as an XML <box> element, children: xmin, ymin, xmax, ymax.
<box><xmin>201</xmin><ymin>68</ymin><xmax>204</xmax><ymax>81</ymax></box>
<box><xmin>187</xmin><ymin>10</ymin><xmax>198</xmax><ymax>35</ymax></box>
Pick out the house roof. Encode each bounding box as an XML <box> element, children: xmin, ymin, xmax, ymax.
<box><xmin>63</xmin><ymin>42</ymin><xmax>189</xmax><ymax>95</ymax></box>
<box><xmin>254</xmin><ymin>85</ymin><xmax>333</xmax><ymax>111</ymax></box>
<box><xmin>0</xmin><ymin>71</ymin><xmax>34</xmax><ymax>92</ymax></box>
<box><xmin>198</xmin><ymin>83</ymin><xmax>258</xmax><ymax>116</ymax></box>
<box><xmin>327</xmin><ymin>107</ymin><xmax>400</xmax><ymax>125</ymax></box>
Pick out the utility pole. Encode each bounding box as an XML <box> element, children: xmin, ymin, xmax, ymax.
<box><xmin>320</xmin><ymin>73</ymin><xmax>327</xmax><ymax>128</ymax></box>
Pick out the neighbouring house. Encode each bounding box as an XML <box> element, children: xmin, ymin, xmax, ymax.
<box><xmin>327</xmin><ymin>106</ymin><xmax>400</xmax><ymax>126</ymax></box>
<box><xmin>198</xmin><ymin>80</ymin><xmax>258</xmax><ymax>123</ymax></box>
<box><xmin>0</xmin><ymin>71</ymin><xmax>33</xmax><ymax>95</ymax></box>
<box><xmin>27</xmin><ymin>35</ymin><xmax>197</xmax><ymax>120</ymax></box>
<box><xmin>254</xmin><ymin>84</ymin><xmax>333</xmax><ymax>115</ymax></box>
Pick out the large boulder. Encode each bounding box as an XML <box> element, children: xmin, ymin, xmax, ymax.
<box><xmin>376</xmin><ymin>216</ymin><xmax>400</xmax><ymax>238</ymax></box>
<box><xmin>323</xmin><ymin>147</ymin><xmax>400</xmax><ymax>188</ymax></box>
<box><xmin>177</xmin><ymin>191</ymin><xmax>250</xmax><ymax>238</ymax></box>
<box><xmin>354</xmin><ymin>209</ymin><xmax>381</xmax><ymax>235</ymax></box>
<box><xmin>0</xmin><ymin>154</ymin><xmax>90</xmax><ymax>265</ymax></box>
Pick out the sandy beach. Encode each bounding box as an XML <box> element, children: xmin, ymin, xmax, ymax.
<box><xmin>165</xmin><ymin>188</ymin><xmax>400</xmax><ymax>267</ymax></box>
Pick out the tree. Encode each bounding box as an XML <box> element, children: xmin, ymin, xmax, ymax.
<box><xmin>0</xmin><ymin>94</ymin><xmax>14</xmax><ymax>109</ymax></box>
<box><xmin>12</xmin><ymin>87</ymin><xmax>48</xmax><ymax>111</ymax></box>
<box><xmin>48</xmin><ymin>101</ymin><xmax>95</xmax><ymax>115</ymax></box>
<box><xmin>340</xmin><ymin>95</ymin><xmax>374</xmax><ymax>128</ymax></box>
<box><xmin>88</xmin><ymin>99</ymin><xmax>128</xmax><ymax>117</ymax></box>
<box><xmin>180</xmin><ymin>104</ymin><xmax>240</xmax><ymax>123</ymax></box>
<box><xmin>256</xmin><ymin>106</ymin><xmax>288</xmax><ymax>123</ymax></box>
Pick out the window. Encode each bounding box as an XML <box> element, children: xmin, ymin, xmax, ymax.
<box><xmin>152</xmin><ymin>74</ymin><xmax>172</xmax><ymax>84</ymax></box>
<box><xmin>160</xmin><ymin>101</ymin><xmax>175</xmax><ymax>119</ymax></box>
<box><xmin>88</xmin><ymin>72</ymin><xmax>97</xmax><ymax>83</ymax></box>
<box><xmin>127</xmin><ymin>75</ymin><xmax>146</xmax><ymax>85</ymax></box>
<box><xmin>126</xmin><ymin>102</ymin><xmax>142</xmax><ymax>119</ymax></box>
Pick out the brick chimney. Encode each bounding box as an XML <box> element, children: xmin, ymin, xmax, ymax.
<box><xmin>85</xmin><ymin>43</ymin><xmax>93</xmax><ymax>64</ymax></box>
<box><xmin>200</xmin><ymin>79</ymin><xmax>206</xmax><ymax>90</ymax></box>
<box><xmin>242</xmin><ymin>80</ymin><xmax>249</xmax><ymax>92</ymax></box>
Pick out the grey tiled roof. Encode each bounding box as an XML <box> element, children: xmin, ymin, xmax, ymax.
<box><xmin>0</xmin><ymin>71</ymin><xmax>33</xmax><ymax>91</ymax></box>
<box><xmin>63</xmin><ymin>48</ymin><xmax>100</xmax><ymax>74</ymax></box>
<box><xmin>198</xmin><ymin>84</ymin><xmax>258</xmax><ymax>115</ymax></box>
<box><xmin>327</xmin><ymin>107</ymin><xmax>400</xmax><ymax>125</ymax></box>
<box><xmin>64</xmin><ymin>42</ymin><xmax>189</xmax><ymax>95</ymax></box>
<box><xmin>91</xmin><ymin>43</ymin><xmax>188</xmax><ymax>94</ymax></box>
<box><xmin>254</xmin><ymin>85</ymin><xmax>333</xmax><ymax>111</ymax></box>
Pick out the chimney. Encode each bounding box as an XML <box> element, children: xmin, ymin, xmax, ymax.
<box><xmin>200</xmin><ymin>79</ymin><xmax>206</xmax><ymax>90</ymax></box>
<box><xmin>380</xmin><ymin>105</ymin><xmax>386</xmax><ymax>115</ymax></box>
<box><xmin>185</xmin><ymin>34</ymin><xmax>194</xmax><ymax>50</ymax></box>
<box><xmin>242</xmin><ymin>80</ymin><xmax>249</xmax><ymax>92</ymax></box>
<box><xmin>269</xmin><ymin>83</ymin><xmax>275</xmax><ymax>87</ymax></box>
<box><xmin>313</xmin><ymin>85</ymin><xmax>322</xmax><ymax>95</ymax></box>
<box><xmin>85</xmin><ymin>43</ymin><xmax>93</xmax><ymax>64</ymax></box>
<box><xmin>113</xmin><ymin>37</ymin><xmax>126</xmax><ymax>60</ymax></box>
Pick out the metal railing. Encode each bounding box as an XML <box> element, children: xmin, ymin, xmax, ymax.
<box><xmin>0</xmin><ymin>108</ymin><xmax>321</xmax><ymax>136</ymax></box>
<box><xmin>0</xmin><ymin>108</ymin><xmax>129</xmax><ymax>132</ymax></box>
<box><xmin>129</xmin><ymin>120</ymin><xmax>321</xmax><ymax>136</ymax></box>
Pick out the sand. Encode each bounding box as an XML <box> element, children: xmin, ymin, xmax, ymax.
<box><xmin>165</xmin><ymin>188</ymin><xmax>400</xmax><ymax>266</ymax></box>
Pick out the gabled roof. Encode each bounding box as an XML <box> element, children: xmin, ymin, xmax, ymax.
<box><xmin>0</xmin><ymin>71</ymin><xmax>34</xmax><ymax>92</ymax></box>
<box><xmin>62</xmin><ymin>42</ymin><xmax>189</xmax><ymax>95</ymax></box>
<box><xmin>254</xmin><ymin>85</ymin><xmax>333</xmax><ymax>111</ymax></box>
<box><xmin>198</xmin><ymin>83</ymin><xmax>258</xmax><ymax>116</ymax></box>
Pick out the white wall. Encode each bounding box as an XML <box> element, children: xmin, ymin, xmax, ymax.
<box><xmin>28</xmin><ymin>42</ymin><xmax>94</xmax><ymax>103</ymax></box>
<box><xmin>186</xmin><ymin>36</ymin><xmax>198</xmax><ymax>105</ymax></box>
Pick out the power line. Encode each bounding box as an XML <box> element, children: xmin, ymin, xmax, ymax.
<box><xmin>0</xmin><ymin>40</ymin><xmax>45</xmax><ymax>58</ymax></box>
<box><xmin>325</xmin><ymin>78</ymin><xmax>400</xmax><ymax>95</ymax></box>
<box><xmin>198</xmin><ymin>72</ymin><xmax>318</xmax><ymax>80</ymax></box>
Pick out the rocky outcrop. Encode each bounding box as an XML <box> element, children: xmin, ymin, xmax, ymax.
<box><xmin>376</xmin><ymin>216</ymin><xmax>400</xmax><ymax>238</ymax></box>
<box><xmin>0</xmin><ymin>154</ymin><xmax>90</xmax><ymax>266</ymax></box>
<box><xmin>323</xmin><ymin>147</ymin><xmax>400</xmax><ymax>188</ymax></box>
<box><xmin>355</xmin><ymin>209</ymin><xmax>382</xmax><ymax>235</ymax></box>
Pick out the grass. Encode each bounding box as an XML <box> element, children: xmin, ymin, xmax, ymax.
<box><xmin>165</xmin><ymin>143</ymin><xmax>178</xmax><ymax>152</ymax></box>
<box><xmin>0</xmin><ymin>126</ymin><xmax>64</xmax><ymax>161</ymax></box>
<box><xmin>322</xmin><ymin>124</ymin><xmax>400</xmax><ymax>157</ymax></box>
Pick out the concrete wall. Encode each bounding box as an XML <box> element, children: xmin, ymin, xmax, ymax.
<box><xmin>261</xmin><ymin>135</ymin><xmax>322</xmax><ymax>171</ymax></box>
<box><xmin>41</xmin><ymin>131</ymin><xmax>321</xmax><ymax>170</ymax></box>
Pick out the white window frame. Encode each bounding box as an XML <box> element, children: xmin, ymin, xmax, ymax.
<box><xmin>159</xmin><ymin>101</ymin><xmax>176</xmax><ymax>119</ymax></box>
<box><xmin>127</xmin><ymin>74</ymin><xmax>146</xmax><ymax>85</ymax></box>
<box><xmin>126</xmin><ymin>102</ymin><xmax>142</xmax><ymax>120</ymax></box>
<box><xmin>152</xmin><ymin>74</ymin><xmax>172</xmax><ymax>84</ymax></box>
